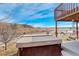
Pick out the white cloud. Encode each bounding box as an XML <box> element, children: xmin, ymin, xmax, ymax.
<box><xmin>57</xmin><ymin>22</ymin><xmax>74</xmax><ymax>27</ymax></box>
<box><xmin>0</xmin><ymin>17</ymin><xmax>15</xmax><ymax>23</ymax></box>
<box><xmin>0</xmin><ymin>15</ymin><xmax>7</xmax><ymax>20</ymax></box>
<box><xmin>25</xmin><ymin>23</ymin><xmax>47</xmax><ymax>27</ymax></box>
<box><xmin>0</xmin><ymin>3</ymin><xmax>59</xmax><ymax>27</ymax></box>
<box><xmin>27</xmin><ymin>23</ymin><xmax>54</xmax><ymax>27</ymax></box>
<box><xmin>17</xmin><ymin>3</ymin><xmax>58</xmax><ymax>20</ymax></box>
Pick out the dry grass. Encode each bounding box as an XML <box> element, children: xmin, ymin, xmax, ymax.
<box><xmin>0</xmin><ymin>40</ymin><xmax>17</xmax><ymax>56</ymax></box>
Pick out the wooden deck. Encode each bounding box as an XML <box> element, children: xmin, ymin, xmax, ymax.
<box><xmin>62</xmin><ymin>40</ymin><xmax>79</xmax><ymax>56</ymax></box>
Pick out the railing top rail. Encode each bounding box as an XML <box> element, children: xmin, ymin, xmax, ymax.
<box><xmin>55</xmin><ymin>3</ymin><xmax>79</xmax><ymax>20</ymax></box>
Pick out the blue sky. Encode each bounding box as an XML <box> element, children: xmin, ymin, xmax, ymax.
<box><xmin>0</xmin><ymin>3</ymin><xmax>73</xmax><ymax>27</ymax></box>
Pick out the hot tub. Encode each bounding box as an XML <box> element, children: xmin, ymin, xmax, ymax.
<box><xmin>16</xmin><ymin>35</ymin><xmax>62</xmax><ymax>56</ymax></box>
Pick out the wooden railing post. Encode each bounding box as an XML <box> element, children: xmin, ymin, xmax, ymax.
<box><xmin>55</xmin><ymin>20</ymin><xmax>58</xmax><ymax>37</ymax></box>
<box><xmin>76</xmin><ymin>21</ymin><xmax>78</xmax><ymax>40</ymax></box>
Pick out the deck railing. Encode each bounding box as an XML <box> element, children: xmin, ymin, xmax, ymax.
<box><xmin>55</xmin><ymin>3</ymin><xmax>79</xmax><ymax>20</ymax></box>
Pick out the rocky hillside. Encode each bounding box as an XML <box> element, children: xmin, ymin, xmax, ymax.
<box><xmin>0</xmin><ymin>23</ymin><xmax>45</xmax><ymax>35</ymax></box>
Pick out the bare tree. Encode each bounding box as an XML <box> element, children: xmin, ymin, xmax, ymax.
<box><xmin>0</xmin><ymin>23</ymin><xmax>18</xmax><ymax>50</ymax></box>
<box><xmin>0</xmin><ymin>4</ymin><xmax>24</xmax><ymax>50</ymax></box>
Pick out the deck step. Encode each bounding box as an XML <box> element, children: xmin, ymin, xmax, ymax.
<box><xmin>62</xmin><ymin>40</ymin><xmax>79</xmax><ymax>56</ymax></box>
